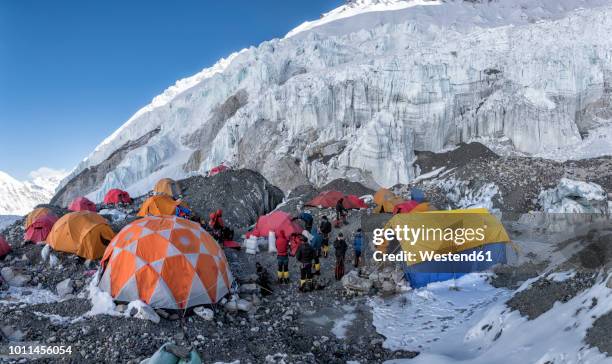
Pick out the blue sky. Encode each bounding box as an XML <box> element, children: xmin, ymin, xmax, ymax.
<box><xmin>0</xmin><ymin>0</ymin><xmax>342</xmax><ymax>180</ymax></box>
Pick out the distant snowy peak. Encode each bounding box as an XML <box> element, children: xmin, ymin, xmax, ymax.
<box><xmin>0</xmin><ymin>169</ymin><xmax>67</xmax><ymax>215</ymax></box>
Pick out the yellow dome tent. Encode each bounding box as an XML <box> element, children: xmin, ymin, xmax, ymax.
<box><xmin>47</xmin><ymin>211</ymin><xmax>115</xmax><ymax>260</ymax></box>
<box><xmin>154</xmin><ymin>178</ymin><xmax>182</xmax><ymax>198</ymax></box>
<box><xmin>137</xmin><ymin>195</ymin><xmax>180</xmax><ymax>217</ymax></box>
<box><xmin>373</xmin><ymin>188</ymin><xmax>405</xmax><ymax>213</ymax></box>
<box><xmin>379</xmin><ymin>208</ymin><xmax>511</xmax><ymax>287</ymax></box>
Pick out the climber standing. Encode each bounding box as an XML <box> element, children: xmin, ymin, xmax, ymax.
<box><xmin>295</xmin><ymin>235</ymin><xmax>315</xmax><ymax>291</ymax></box>
<box><xmin>333</xmin><ymin>233</ymin><xmax>348</xmax><ymax>280</ymax></box>
<box><xmin>275</xmin><ymin>230</ymin><xmax>290</xmax><ymax>284</ymax></box>
<box><xmin>335</xmin><ymin>198</ymin><xmax>347</xmax><ymax>227</ymax></box>
<box><xmin>353</xmin><ymin>228</ymin><xmax>364</xmax><ymax>268</ymax></box>
<box><xmin>319</xmin><ymin>216</ymin><xmax>332</xmax><ymax>257</ymax></box>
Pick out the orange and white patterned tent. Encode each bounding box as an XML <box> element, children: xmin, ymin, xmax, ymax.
<box><xmin>99</xmin><ymin>215</ymin><xmax>233</xmax><ymax>309</ymax></box>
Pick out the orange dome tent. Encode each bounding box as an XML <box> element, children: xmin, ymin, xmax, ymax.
<box><xmin>24</xmin><ymin>207</ymin><xmax>55</xmax><ymax>230</ymax></box>
<box><xmin>99</xmin><ymin>215</ymin><xmax>233</xmax><ymax>309</ymax></box>
<box><xmin>154</xmin><ymin>178</ymin><xmax>182</xmax><ymax>198</ymax></box>
<box><xmin>47</xmin><ymin>211</ymin><xmax>115</xmax><ymax>260</ymax></box>
<box><xmin>373</xmin><ymin>188</ymin><xmax>405</xmax><ymax>213</ymax></box>
<box><xmin>0</xmin><ymin>236</ymin><xmax>10</xmax><ymax>258</ymax></box>
<box><xmin>138</xmin><ymin>195</ymin><xmax>180</xmax><ymax>217</ymax></box>
<box><xmin>69</xmin><ymin>197</ymin><xmax>97</xmax><ymax>212</ymax></box>
<box><xmin>103</xmin><ymin>189</ymin><xmax>132</xmax><ymax>205</ymax></box>
<box><xmin>25</xmin><ymin>214</ymin><xmax>58</xmax><ymax>243</ymax></box>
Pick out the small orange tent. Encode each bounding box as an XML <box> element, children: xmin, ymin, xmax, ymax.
<box><xmin>373</xmin><ymin>188</ymin><xmax>405</xmax><ymax>213</ymax></box>
<box><xmin>99</xmin><ymin>215</ymin><xmax>233</xmax><ymax>309</ymax></box>
<box><xmin>154</xmin><ymin>178</ymin><xmax>182</xmax><ymax>198</ymax></box>
<box><xmin>138</xmin><ymin>195</ymin><xmax>180</xmax><ymax>217</ymax></box>
<box><xmin>47</xmin><ymin>211</ymin><xmax>115</xmax><ymax>260</ymax></box>
<box><xmin>24</xmin><ymin>207</ymin><xmax>55</xmax><ymax>230</ymax></box>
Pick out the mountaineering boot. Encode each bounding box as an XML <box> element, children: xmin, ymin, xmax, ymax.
<box><xmin>299</xmin><ymin>279</ymin><xmax>306</xmax><ymax>291</ymax></box>
<box><xmin>283</xmin><ymin>271</ymin><xmax>290</xmax><ymax>284</ymax></box>
<box><xmin>313</xmin><ymin>263</ymin><xmax>321</xmax><ymax>276</ymax></box>
<box><xmin>277</xmin><ymin>271</ymin><xmax>283</xmax><ymax>284</ymax></box>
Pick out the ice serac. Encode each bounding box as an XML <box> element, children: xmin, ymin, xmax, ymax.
<box><xmin>56</xmin><ymin>0</ymin><xmax>612</xmax><ymax>202</ymax></box>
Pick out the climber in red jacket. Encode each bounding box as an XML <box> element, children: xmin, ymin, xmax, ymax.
<box><xmin>275</xmin><ymin>230</ymin><xmax>290</xmax><ymax>284</ymax></box>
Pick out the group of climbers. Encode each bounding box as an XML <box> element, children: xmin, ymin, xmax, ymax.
<box><xmin>269</xmin><ymin>201</ymin><xmax>364</xmax><ymax>292</ymax></box>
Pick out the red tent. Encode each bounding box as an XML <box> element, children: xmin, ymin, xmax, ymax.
<box><xmin>393</xmin><ymin>200</ymin><xmax>420</xmax><ymax>214</ymax></box>
<box><xmin>0</xmin><ymin>235</ymin><xmax>11</xmax><ymax>258</ymax></box>
<box><xmin>103</xmin><ymin>189</ymin><xmax>132</xmax><ymax>204</ymax></box>
<box><xmin>306</xmin><ymin>191</ymin><xmax>367</xmax><ymax>209</ymax></box>
<box><xmin>344</xmin><ymin>194</ymin><xmax>368</xmax><ymax>209</ymax></box>
<box><xmin>249</xmin><ymin>211</ymin><xmax>302</xmax><ymax>238</ymax></box>
<box><xmin>306</xmin><ymin>191</ymin><xmax>344</xmax><ymax>208</ymax></box>
<box><xmin>69</xmin><ymin>197</ymin><xmax>97</xmax><ymax>212</ymax></box>
<box><xmin>393</xmin><ymin>201</ymin><xmax>431</xmax><ymax>214</ymax></box>
<box><xmin>209</xmin><ymin>164</ymin><xmax>228</xmax><ymax>176</ymax></box>
<box><xmin>25</xmin><ymin>214</ymin><xmax>58</xmax><ymax>243</ymax></box>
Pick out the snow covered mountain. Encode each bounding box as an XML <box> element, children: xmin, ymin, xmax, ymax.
<box><xmin>0</xmin><ymin>169</ymin><xmax>66</xmax><ymax>215</ymax></box>
<box><xmin>54</xmin><ymin>0</ymin><xmax>612</xmax><ymax>206</ymax></box>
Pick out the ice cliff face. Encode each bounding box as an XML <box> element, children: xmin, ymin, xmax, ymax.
<box><xmin>56</xmin><ymin>0</ymin><xmax>612</xmax><ymax>205</ymax></box>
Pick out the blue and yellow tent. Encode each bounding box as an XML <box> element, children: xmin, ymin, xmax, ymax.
<box><xmin>381</xmin><ymin>208</ymin><xmax>510</xmax><ymax>288</ymax></box>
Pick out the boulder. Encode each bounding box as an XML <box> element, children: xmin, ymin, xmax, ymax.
<box><xmin>193</xmin><ymin>307</ymin><xmax>214</xmax><ymax>321</ymax></box>
<box><xmin>56</xmin><ymin>278</ymin><xmax>74</xmax><ymax>297</ymax></box>
<box><xmin>127</xmin><ymin>301</ymin><xmax>160</xmax><ymax>324</ymax></box>
<box><xmin>0</xmin><ymin>267</ymin><xmax>31</xmax><ymax>287</ymax></box>
<box><xmin>341</xmin><ymin>270</ymin><xmax>373</xmax><ymax>293</ymax></box>
<box><xmin>180</xmin><ymin>169</ymin><xmax>284</xmax><ymax>228</ymax></box>
<box><xmin>539</xmin><ymin>178</ymin><xmax>608</xmax><ymax>213</ymax></box>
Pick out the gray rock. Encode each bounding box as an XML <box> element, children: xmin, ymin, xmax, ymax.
<box><xmin>193</xmin><ymin>307</ymin><xmax>214</xmax><ymax>321</ymax></box>
<box><xmin>56</xmin><ymin>278</ymin><xmax>74</xmax><ymax>297</ymax></box>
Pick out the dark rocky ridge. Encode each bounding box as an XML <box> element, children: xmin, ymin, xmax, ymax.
<box><xmin>51</xmin><ymin>128</ymin><xmax>161</xmax><ymax>207</ymax></box>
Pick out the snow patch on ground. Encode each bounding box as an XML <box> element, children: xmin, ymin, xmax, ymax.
<box><xmin>331</xmin><ymin>304</ymin><xmax>357</xmax><ymax>339</ymax></box>
<box><xmin>378</xmin><ymin>274</ymin><xmax>612</xmax><ymax>364</ymax></box>
<box><xmin>371</xmin><ymin>274</ymin><xmax>511</xmax><ymax>353</ymax></box>
<box><xmin>0</xmin><ymin>287</ymin><xmax>60</xmax><ymax>306</ymax></box>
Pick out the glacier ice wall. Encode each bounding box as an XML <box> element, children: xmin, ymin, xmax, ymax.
<box><xmin>57</xmin><ymin>0</ymin><xmax>612</xmax><ymax>203</ymax></box>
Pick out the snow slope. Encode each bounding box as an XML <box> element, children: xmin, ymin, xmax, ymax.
<box><xmin>58</xmin><ymin>0</ymin><xmax>612</xmax><ymax>203</ymax></box>
<box><xmin>0</xmin><ymin>169</ymin><xmax>66</xmax><ymax>215</ymax></box>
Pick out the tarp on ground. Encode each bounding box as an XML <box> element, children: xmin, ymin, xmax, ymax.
<box><xmin>47</xmin><ymin>211</ymin><xmax>116</xmax><ymax>260</ymax></box>
<box><xmin>69</xmin><ymin>197</ymin><xmax>97</xmax><ymax>212</ymax></box>
<box><xmin>138</xmin><ymin>195</ymin><xmax>180</xmax><ymax>217</ymax></box>
<box><xmin>373</xmin><ymin>188</ymin><xmax>405</xmax><ymax>213</ymax></box>
<box><xmin>25</xmin><ymin>214</ymin><xmax>58</xmax><ymax>243</ymax></box>
<box><xmin>99</xmin><ymin>215</ymin><xmax>233</xmax><ymax>309</ymax></box>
